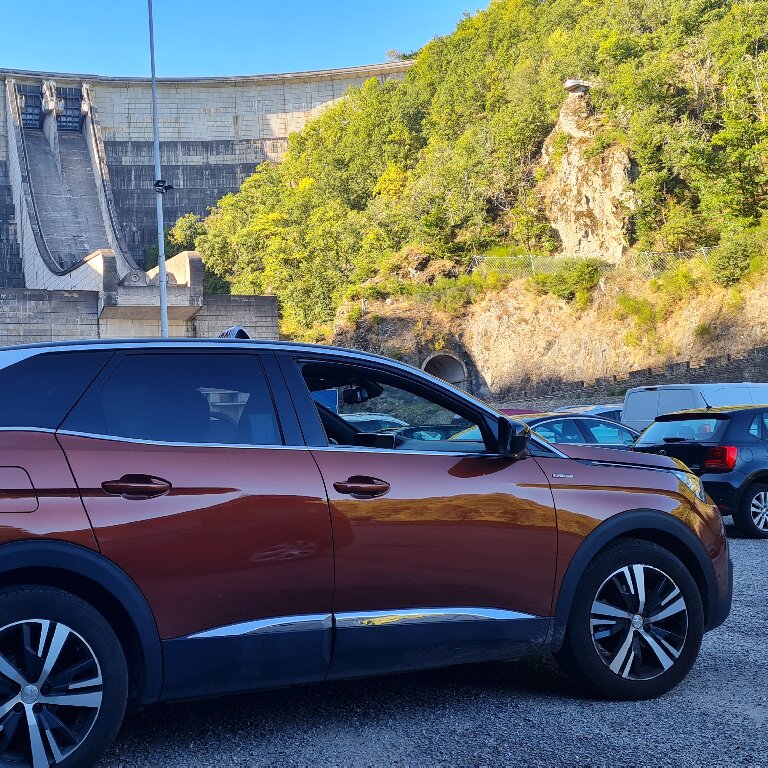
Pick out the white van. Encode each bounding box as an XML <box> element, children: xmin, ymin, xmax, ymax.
<box><xmin>622</xmin><ymin>383</ymin><xmax>768</xmax><ymax>432</ymax></box>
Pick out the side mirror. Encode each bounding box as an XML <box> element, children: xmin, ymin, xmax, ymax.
<box><xmin>497</xmin><ymin>417</ymin><xmax>530</xmax><ymax>459</ymax></box>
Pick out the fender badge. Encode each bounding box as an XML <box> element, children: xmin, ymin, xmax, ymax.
<box><xmin>552</xmin><ymin>473</ymin><xmax>574</xmax><ymax>479</ymax></box>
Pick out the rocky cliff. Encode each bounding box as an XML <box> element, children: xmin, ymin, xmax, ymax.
<box><xmin>537</xmin><ymin>91</ymin><xmax>634</xmax><ymax>262</ymax></box>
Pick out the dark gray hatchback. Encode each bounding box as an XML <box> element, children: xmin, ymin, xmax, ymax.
<box><xmin>634</xmin><ymin>405</ymin><xmax>768</xmax><ymax>538</ymax></box>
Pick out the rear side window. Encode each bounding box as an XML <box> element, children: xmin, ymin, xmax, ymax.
<box><xmin>0</xmin><ymin>351</ymin><xmax>110</xmax><ymax>429</ymax></box>
<box><xmin>581</xmin><ymin>419</ymin><xmax>636</xmax><ymax>446</ymax></box>
<box><xmin>636</xmin><ymin>417</ymin><xmax>728</xmax><ymax>445</ymax></box>
<box><xmin>62</xmin><ymin>352</ymin><xmax>282</xmax><ymax>446</ymax></box>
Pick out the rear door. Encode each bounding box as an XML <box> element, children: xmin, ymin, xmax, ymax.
<box><xmin>57</xmin><ymin>348</ymin><xmax>334</xmax><ymax>699</ymax></box>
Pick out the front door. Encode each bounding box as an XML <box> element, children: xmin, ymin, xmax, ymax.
<box><xmin>283</xmin><ymin>355</ymin><xmax>557</xmax><ymax>678</ymax></box>
<box><xmin>57</xmin><ymin>350</ymin><xmax>334</xmax><ymax>699</ymax></box>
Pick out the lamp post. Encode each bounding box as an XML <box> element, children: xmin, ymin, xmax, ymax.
<box><xmin>148</xmin><ymin>0</ymin><xmax>169</xmax><ymax>337</ymax></box>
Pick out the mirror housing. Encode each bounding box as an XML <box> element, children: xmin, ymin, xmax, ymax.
<box><xmin>497</xmin><ymin>417</ymin><xmax>530</xmax><ymax>459</ymax></box>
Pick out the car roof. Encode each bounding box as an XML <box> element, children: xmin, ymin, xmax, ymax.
<box><xmin>656</xmin><ymin>404</ymin><xmax>768</xmax><ymax>419</ymax></box>
<box><xmin>627</xmin><ymin>383</ymin><xmax>768</xmax><ymax>392</ymax></box>
<box><xmin>0</xmin><ymin>337</ymin><xmax>509</xmax><ymax>421</ymax></box>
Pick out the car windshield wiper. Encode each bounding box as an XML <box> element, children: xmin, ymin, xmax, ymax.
<box><xmin>662</xmin><ymin>436</ymin><xmax>688</xmax><ymax>443</ymax></box>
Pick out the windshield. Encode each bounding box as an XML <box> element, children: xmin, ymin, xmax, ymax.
<box><xmin>636</xmin><ymin>417</ymin><xmax>728</xmax><ymax>445</ymax></box>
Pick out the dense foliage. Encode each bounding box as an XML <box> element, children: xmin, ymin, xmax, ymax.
<box><xmin>187</xmin><ymin>0</ymin><xmax>768</xmax><ymax>337</ymax></box>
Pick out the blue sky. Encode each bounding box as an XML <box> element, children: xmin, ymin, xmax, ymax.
<box><xmin>0</xmin><ymin>1</ymin><xmax>488</xmax><ymax>77</ymax></box>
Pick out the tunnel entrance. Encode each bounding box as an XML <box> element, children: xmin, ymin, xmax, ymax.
<box><xmin>423</xmin><ymin>353</ymin><xmax>467</xmax><ymax>389</ymax></box>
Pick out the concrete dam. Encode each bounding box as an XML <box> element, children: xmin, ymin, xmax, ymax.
<box><xmin>0</xmin><ymin>62</ymin><xmax>410</xmax><ymax>342</ymax></box>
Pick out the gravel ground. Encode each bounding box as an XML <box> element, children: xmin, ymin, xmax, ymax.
<box><xmin>101</xmin><ymin>525</ymin><xmax>766</xmax><ymax>767</ymax></box>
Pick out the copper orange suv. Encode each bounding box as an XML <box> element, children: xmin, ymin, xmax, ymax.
<box><xmin>0</xmin><ymin>339</ymin><xmax>731</xmax><ymax>766</ymax></box>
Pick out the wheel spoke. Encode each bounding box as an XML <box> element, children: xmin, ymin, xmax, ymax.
<box><xmin>638</xmin><ymin>629</ymin><xmax>676</xmax><ymax>670</ymax></box>
<box><xmin>37</xmin><ymin>624</ymin><xmax>70</xmax><ymax>687</ymax></box>
<box><xmin>41</xmin><ymin>691</ymin><xmax>102</xmax><ymax>709</ymax></box>
<box><xmin>0</xmin><ymin>696</ymin><xmax>19</xmax><ymax>719</ymax></box>
<box><xmin>649</xmin><ymin>596</ymin><xmax>687</xmax><ymax>623</ymax></box>
<box><xmin>0</xmin><ymin>651</ymin><xmax>26</xmax><ymax>687</ymax></box>
<box><xmin>25</xmin><ymin>707</ymin><xmax>49</xmax><ymax>768</ymax></box>
<box><xmin>591</xmin><ymin>601</ymin><xmax>632</xmax><ymax>620</ymax></box>
<box><xmin>608</xmin><ymin>627</ymin><xmax>636</xmax><ymax>675</ymax></box>
<box><xmin>631</xmin><ymin>565</ymin><xmax>646</xmax><ymax>613</ymax></box>
<box><xmin>47</xmin><ymin>659</ymin><xmax>101</xmax><ymax>691</ymax></box>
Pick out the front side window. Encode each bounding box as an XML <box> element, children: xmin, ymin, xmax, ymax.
<box><xmin>300</xmin><ymin>361</ymin><xmax>486</xmax><ymax>452</ymax></box>
<box><xmin>531</xmin><ymin>418</ymin><xmax>585</xmax><ymax>444</ymax></box>
<box><xmin>62</xmin><ymin>353</ymin><xmax>281</xmax><ymax>446</ymax></box>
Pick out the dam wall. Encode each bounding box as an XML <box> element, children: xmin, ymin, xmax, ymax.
<box><xmin>1</xmin><ymin>62</ymin><xmax>410</xmax><ymax>267</ymax></box>
<box><xmin>0</xmin><ymin>61</ymin><xmax>410</xmax><ymax>343</ymax></box>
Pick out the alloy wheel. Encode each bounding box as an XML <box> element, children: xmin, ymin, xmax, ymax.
<box><xmin>0</xmin><ymin>619</ymin><xmax>103</xmax><ymax>767</ymax></box>
<box><xmin>749</xmin><ymin>491</ymin><xmax>768</xmax><ymax>531</ymax></box>
<box><xmin>590</xmin><ymin>564</ymin><xmax>688</xmax><ymax>681</ymax></box>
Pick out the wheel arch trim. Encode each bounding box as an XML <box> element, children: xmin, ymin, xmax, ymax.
<box><xmin>0</xmin><ymin>540</ymin><xmax>162</xmax><ymax>704</ymax></box>
<box><xmin>553</xmin><ymin>509</ymin><xmax>718</xmax><ymax>634</ymax></box>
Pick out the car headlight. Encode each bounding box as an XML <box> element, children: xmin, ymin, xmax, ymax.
<box><xmin>671</xmin><ymin>470</ymin><xmax>706</xmax><ymax>502</ymax></box>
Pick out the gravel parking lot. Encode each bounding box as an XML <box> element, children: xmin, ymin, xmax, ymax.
<box><xmin>101</xmin><ymin>525</ymin><xmax>766</xmax><ymax>767</ymax></box>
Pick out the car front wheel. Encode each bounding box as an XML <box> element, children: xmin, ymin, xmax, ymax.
<box><xmin>556</xmin><ymin>539</ymin><xmax>704</xmax><ymax>700</ymax></box>
<box><xmin>0</xmin><ymin>585</ymin><xmax>127</xmax><ymax>767</ymax></box>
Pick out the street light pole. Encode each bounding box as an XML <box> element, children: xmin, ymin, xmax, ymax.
<box><xmin>148</xmin><ymin>0</ymin><xmax>169</xmax><ymax>337</ymax></box>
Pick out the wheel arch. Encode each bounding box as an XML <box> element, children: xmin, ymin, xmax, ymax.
<box><xmin>0</xmin><ymin>540</ymin><xmax>162</xmax><ymax>705</ymax></box>
<box><xmin>553</xmin><ymin>510</ymin><xmax>718</xmax><ymax>638</ymax></box>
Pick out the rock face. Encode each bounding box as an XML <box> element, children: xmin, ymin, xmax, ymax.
<box><xmin>538</xmin><ymin>92</ymin><xmax>633</xmax><ymax>263</ymax></box>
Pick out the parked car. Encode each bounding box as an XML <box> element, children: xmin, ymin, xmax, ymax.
<box><xmin>622</xmin><ymin>383</ymin><xmax>768</xmax><ymax>432</ymax></box>
<box><xmin>555</xmin><ymin>403</ymin><xmax>624</xmax><ymax>422</ymax></box>
<box><xmin>0</xmin><ymin>339</ymin><xmax>731</xmax><ymax>766</ymax></box>
<box><xmin>339</xmin><ymin>412</ymin><xmax>409</xmax><ymax>433</ymax></box>
<box><xmin>634</xmin><ymin>405</ymin><xmax>768</xmax><ymax>538</ymax></box>
<box><xmin>452</xmin><ymin>414</ymin><xmax>638</xmax><ymax>449</ymax></box>
<box><xmin>523</xmin><ymin>413</ymin><xmax>638</xmax><ymax>448</ymax></box>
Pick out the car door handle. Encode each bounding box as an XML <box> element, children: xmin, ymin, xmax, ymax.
<box><xmin>333</xmin><ymin>476</ymin><xmax>390</xmax><ymax>498</ymax></box>
<box><xmin>101</xmin><ymin>474</ymin><xmax>172</xmax><ymax>500</ymax></box>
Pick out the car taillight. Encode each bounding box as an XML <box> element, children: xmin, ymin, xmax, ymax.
<box><xmin>703</xmin><ymin>445</ymin><xmax>738</xmax><ymax>471</ymax></box>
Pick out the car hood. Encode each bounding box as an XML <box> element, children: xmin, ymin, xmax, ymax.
<box><xmin>553</xmin><ymin>443</ymin><xmax>682</xmax><ymax>470</ymax></box>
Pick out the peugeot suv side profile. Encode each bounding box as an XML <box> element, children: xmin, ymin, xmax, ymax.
<box><xmin>0</xmin><ymin>340</ymin><xmax>731</xmax><ymax>767</ymax></box>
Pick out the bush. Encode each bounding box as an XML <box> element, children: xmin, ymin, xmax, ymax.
<box><xmin>528</xmin><ymin>259</ymin><xmax>604</xmax><ymax>307</ymax></box>
<box><xmin>615</xmin><ymin>294</ymin><xmax>659</xmax><ymax>332</ymax></box>
<box><xmin>710</xmin><ymin>236</ymin><xmax>753</xmax><ymax>286</ymax></box>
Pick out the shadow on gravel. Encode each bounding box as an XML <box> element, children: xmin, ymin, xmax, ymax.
<box><xmin>107</xmin><ymin>656</ymin><xmax>580</xmax><ymax>758</ymax></box>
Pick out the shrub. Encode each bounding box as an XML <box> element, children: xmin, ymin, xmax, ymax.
<box><xmin>528</xmin><ymin>258</ymin><xmax>604</xmax><ymax>306</ymax></box>
<box><xmin>694</xmin><ymin>323</ymin><xmax>713</xmax><ymax>339</ymax></box>
<box><xmin>710</xmin><ymin>236</ymin><xmax>753</xmax><ymax>286</ymax></box>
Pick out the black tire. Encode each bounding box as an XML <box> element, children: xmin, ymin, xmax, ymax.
<box><xmin>733</xmin><ymin>483</ymin><xmax>768</xmax><ymax>539</ymax></box>
<box><xmin>555</xmin><ymin>539</ymin><xmax>704</xmax><ymax>700</ymax></box>
<box><xmin>0</xmin><ymin>585</ymin><xmax>127</xmax><ymax>767</ymax></box>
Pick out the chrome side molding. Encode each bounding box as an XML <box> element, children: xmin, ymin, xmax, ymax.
<box><xmin>189</xmin><ymin>613</ymin><xmax>332</xmax><ymax>639</ymax></box>
<box><xmin>335</xmin><ymin>607</ymin><xmax>536</xmax><ymax>628</ymax></box>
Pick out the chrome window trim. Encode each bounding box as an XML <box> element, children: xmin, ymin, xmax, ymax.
<box><xmin>335</xmin><ymin>607</ymin><xmax>537</xmax><ymax>628</ymax></box>
<box><xmin>189</xmin><ymin>613</ymin><xmax>332</xmax><ymax>639</ymax></box>
<box><xmin>309</xmin><ymin>445</ymin><xmax>493</xmax><ymax>458</ymax></box>
<box><xmin>55</xmin><ymin>429</ymin><xmax>305</xmax><ymax>451</ymax></box>
<box><xmin>0</xmin><ymin>426</ymin><xmax>56</xmax><ymax>434</ymax></box>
